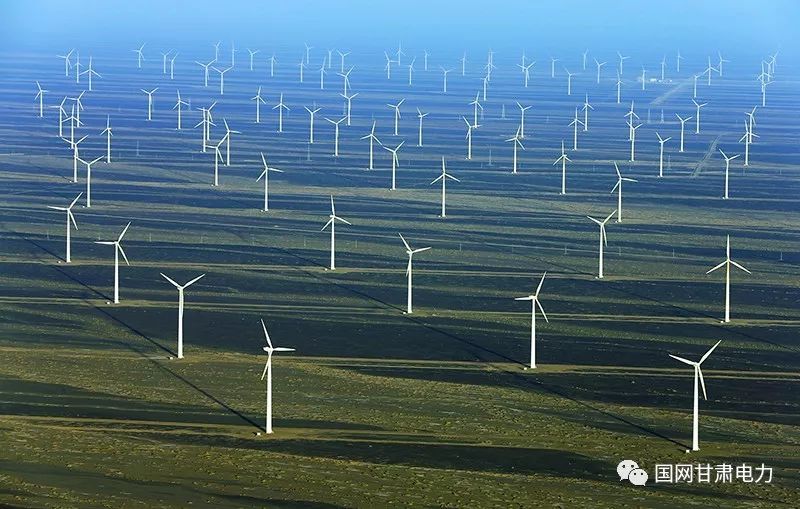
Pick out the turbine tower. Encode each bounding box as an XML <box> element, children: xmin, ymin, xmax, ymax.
<box><xmin>47</xmin><ymin>193</ymin><xmax>82</xmax><ymax>263</ymax></box>
<box><xmin>399</xmin><ymin>234</ymin><xmax>431</xmax><ymax>314</ymax></box>
<box><xmin>611</xmin><ymin>162</ymin><xmax>637</xmax><ymax>222</ymax></box>
<box><xmin>160</xmin><ymin>273</ymin><xmax>205</xmax><ymax>359</ymax></box>
<box><xmin>587</xmin><ymin>212</ymin><xmax>614</xmax><ymax>279</ymax></box>
<box><xmin>321</xmin><ymin>195</ymin><xmax>351</xmax><ymax>270</ymax></box>
<box><xmin>257</xmin><ymin>152</ymin><xmax>284</xmax><ymax>212</ymax></box>
<box><xmin>669</xmin><ymin>340</ymin><xmax>722</xmax><ymax>451</ymax></box>
<box><xmin>706</xmin><ymin>236</ymin><xmax>751</xmax><ymax>323</ymax></box>
<box><xmin>430</xmin><ymin>157</ymin><xmax>459</xmax><ymax>218</ymax></box>
<box><xmin>95</xmin><ymin>222</ymin><xmax>131</xmax><ymax>304</ymax></box>
<box><xmin>258</xmin><ymin>319</ymin><xmax>295</xmax><ymax>434</ymax></box>
<box><xmin>515</xmin><ymin>272</ymin><xmax>549</xmax><ymax>369</ymax></box>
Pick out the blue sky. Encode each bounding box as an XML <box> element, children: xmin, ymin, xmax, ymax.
<box><xmin>2</xmin><ymin>0</ymin><xmax>797</xmax><ymax>57</ymax></box>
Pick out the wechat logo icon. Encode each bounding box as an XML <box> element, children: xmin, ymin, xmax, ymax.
<box><xmin>618</xmin><ymin>460</ymin><xmax>648</xmax><ymax>486</ymax></box>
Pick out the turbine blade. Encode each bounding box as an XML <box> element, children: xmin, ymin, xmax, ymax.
<box><xmin>730</xmin><ymin>260</ymin><xmax>751</xmax><ymax>274</ymax></box>
<box><xmin>185</xmin><ymin>274</ymin><xmax>206</xmax><ymax>287</ymax></box>
<box><xmin>117</xmin><ymin>244</ymin><xmax>130</xmax><ymax>266</ymax></box>
<box><xmin>706</xmin><ymin>261</ymin><xmax>726</xmax><ymax>274</ymax></box>
<box><xmin>669</xmin><ymin>354</ymin><xmax>695</xmax><ymax>366</ymax></box>
<box><xmin>700</xmin><ymin>340</ymin><xmax>722</xmax><ymax>364</ymax></box>
<box><xmin>697</xmin><ymin>366</ymin><xmax>708</xmax><ymax>400</ymax></box>
<box><xmin>260</xmin><ymin>319</ymin><xmax>273</xmax><ymax>349</ymax></box>
<box><xmin>536</xmin><ymin>299</ymin><xmax>549</xmax><ymax>323</ymax></box>
<box><xmin>160</xmin><ymin>273</ymin><xmax>180</xmax><ymax>288</ymax></box>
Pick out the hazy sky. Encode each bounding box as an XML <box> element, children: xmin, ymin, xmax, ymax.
<box><xmin>2</xmin><ymin>0</ymin><xmax>797</xmax><ymax>57</ymax></box>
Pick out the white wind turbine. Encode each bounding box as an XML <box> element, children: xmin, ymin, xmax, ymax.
<box><xmin>361</xmin><ymin>121</ymin><xmax>382</xmax><ymax>170</ymax></box>
<box><xmin>168</xmin><ymin>53</ymin><xmax>178</xmax><ymax>79</ymax></box>
<box><xmin>416</xmin><ymin>108</ymin><xmax>428</xmax><ymax>147</ymax></box>
<box><xmin>195</xmin><ymin>59</ymin><xmax>215</xmax><ymax>87</ymax></box>
<box><xmin>587</xmin><ymin>211</ymin><xmax>614</xmax><ymax>279</ymax></box>
<box><xmin>63</xmin><ymin>134</ymin><xmax>87</xmax><ymax>183</ymax></box>
<box><xmin>247</xmin><ymin>48</ymin><xmax>260</xmax><ymax>71</ymax></box>
<box><xmin>304</xmin><ymin>106</ymin><xmax>321</xmax><ymax>144</ymax></box>
<box><xmin>676</xmin><ymin>114</ymin><xmax>693</xmax><ymax>152</ymax></box>
<box><xmin>615</xmin><ymin>73</ymin><xmax>623</xmax><ymax>104</ymax></box>
<box><xmin>399</xmin><ymin>234</ymin><xmax>431</xmax><ymax>314</ymax></box>
<box><xmin>384</xmin><ymin>141</ymin><xmax>405</xmax><ymax>190</ymax></box>
<box><xmin>341</xmin><ymin>91</ymin><xmax>358</xmax><ymax>126</ymax></box>
<box><xmin>611</xmin><ymin>162</ymin><xmax>637</xmax><ymax>222</ymax></box>
<box><xmin>707</xmin><ymin>236</ymin><xmax>750</xmax><ymax>323</ymax></box>
<box><xmin>257</xmin><ymin>152</ymin><xmax>284</xmax><ymax>212</ymax></box>
<box><xmin>258</xmin><ymin>319</ymin><xmax>295</xmax><ymax>435</ymax></box>
<box><xmin>211</xmin><ymin>138</ymin><xmax>224</xmax><ymax>186</ymax></box>
<box><xmin>550</xmin><ymin>57</ymin><xmax>559</xmax><ymax>78</ymax></box>
<box><xmin>133</xmin><ymin>43</ymin><xmax>146</xmax><ymax>69</ymax></box>
<box><xmin>640</xmin><ymin>66</ymin><xmax>647</xmax><ymax>90</ymax></box>
<box><xmin>160</xmin><ymin>50</ymin><xmax>171</xmax><ymax>74</ymax></box>
<box><xmin>564</xmin><ymin>67</ymin><xmax>574</xmax><ymax>95</ymax></box>
<box><xmin>95</xmin><ymin>222</ymin><xmax>131</xmax><ymax>304</ymax></box>
<box><xmin>655</xmin><ymin>132</ymin><xmax>671</xmax><ymax>177</ymax></box>
<box><xmin>594</xmin><ymin>58</ymin><xmax>606</xmax><ymax>84</ymax></box>
<box><xmin>505</xmin><ymin>126</ymin><xmax>524</xmax><ymax>173</ymax></box>
<box><xmin>464</xmin><ymin>117</ymin><xmax>479</xmax><ymax>160</ymax></box>
<box><xmin>440</xmin><ymin>67</ymin><xmax>453</xmax><ymax>93</ymax></box>
<box><xmin>221</xmin><ymin>119</ymin><xmax>241</xmax><ymax>166</ymax></box>
<box><xmin>582</xmin><ymin>49</ymin><xmax>589</xmax><ymax>70</ymax></box>
<box><xmin>298</xmin><ymin>58</ymin><xmax>306</xmax><ymax>83</ymax></box>
<box><xmin>568</xmin><ymin>108</ymin><xmax>584</xmax><ymax>150</ymax></box>
<box><xmin>660</xmin><ymin>55</ymin><xmax>666</xmax><ymax>81</ymax></box>
<box><xmin>78</xmin><ymin>154</ymin><xmax>104</xmax><ymax>208</ymax></box>
<box><xmin>692</xmin><ymin>99</ymin><xmax>708</xmax><ymax>134</ymax></box>
<box><xmin>213</xmin><ymin>65</ymin><xmax>233</xmax><ymax>95</ymax></box>
<box><xmin>251</xmin><ymin>86</ymin><xmax>267</xmax><ymax>123</ymax></box>
<box><xmin>617</xmin><ymin>51</ymin><xmax>629</xmax><ymax>76</ymax></box>
<box><xmin>337</xmin><ymin>50</ymin><xmax>350</xmax><ymax>73</ymax></box>
<box><xmin>47</xmin><ymin>193</ymin><xmax>82</xmax><ymax>263</ymax></box>
<box><xmin>624</xmin><ymin>101</ymin><xmax>639</xmax><ymax>141</ymax></box>
<box><xmin>469</xmin><ymin>93</ymin><xmax>483</xmax><ymax>127</ymax></box>
<box><xmin>581</xmin><ymin>94</ymin><xmax>593</xmax><ymax>131</ymax></box>
<box><xmin>515</xmin><ymin>272</ymin><xmax>549</xmax><ymax>369</ymax></box>
<box><xmin>516</xmin><ymin>102</ymin><xmax>532</xmax><ymax>138</ymax></box>
<box><xmin>325</xmin><ymin>116</ymin><xmax>346</xmax><ymax>157</ymax></box>
<box><xmin>322</xmin><ymin>195</ymin><xmax>351</xmax><ymax>271</ymax></box>
<box><xmin>718</xmin><ymin>149</ymin><xmax>740</xmax><ymax>200</ymax></box>
<box><xmin>273</xmin><ymin>93</ymin><xmax>290</xmax><ymax>133</ymax></box>
<box><xmin>430</xmin><ymin>157</ymin><xmax>459</xmax><ymax>218</ymax></box>
<box><xmin>142</xmin><ymin>88</ymin><xmax>158</xmax><ymax>121</ymax></box>
<box><xmin>319</xmin><ymin>59</ymin><xmax>327</xmax><ymax>89</ymax></box>
<box><xmin>173</xmin><ymin>90</ymin><xmax>189</xmax><ymax>130</ymax></box>
<box><xmin>337</xmin><ymin>66</ymin><xmax>353</xmax><ymax>95</ymax></box>
<box><xmin>553</xmin><ymin>140</ymin><xmax>571</xmax><ymax>195</ymax></box>
<box><xmin>34</xmin><ymin>81</ymin><xmax>48</xmax><ymax>118</ymax></box>
<box><xmin>160</xmin><ymin>273</ymin><xmax>205</xmax><ymax>359</ymax></box>
<box><xmin>739</xmin><ymin>119</ymin><xmax>758</xmax><ymax>167</ymax></box>
<box><xmin>627</xmin><ymin>120</ymin><xmax>641</xmax><ymax>162</ymax></box>
<box><xmin>99</xmin><ymin>116</ymin><xmax>113</xmax><ymax>163</ymax></box>
<box><xmin>268</xmin><ymin>54</ymin><xmax>277</xmax><ymax>77</ymax></box>
<box><xmin>407</xmin><ymin>57</ymin><xmax>416</xmax><ymax>86</ymax></box>
<box><xmin>669</xmin><ymin>340</ymin><xmax>722</xmax><ymax>451</ymax></box>
<box><xmin>57</xmin><ymin>49</ymin><xmax>74</xmax><ymax>77</ymax></box>
<box><xmin>304</xmin><ymin>42</ymin><xmax>313</xmax><ymax>64</ymax></box>
<box><xmin>676</xmin><ymin>50</ymin><xmax>683</xmax><ymax>73</ymax></box>
<box><xmin>388</xmin><ymin>99</ymin><xmax>404</xmax><ymax>136</ymax></box>
<box><xmin>519</xmin><ymin>61</ymin><xmax>534</xmax><ymax>87</ymax></box>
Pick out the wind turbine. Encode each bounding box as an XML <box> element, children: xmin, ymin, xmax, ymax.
<box><xmin>34</xmin><ymin>81</ymin><xmax>48</xmax><ymax>117</ymax></box>
<box><xmin>627</xmin><ymin>119</ymin><xmax>641</xmax><ymax>162</ymax></box>
<box><xmin>213</xmin><ymin>65</ymin><xmax>232</xmax><ymax>95</ymax></box>
<box><xmin>568</xmin><ymin>108</ymin><xmax>584</xmax><ymax>150</ymax></box>
<box><xmin>564</xmin><ymin>67</ymin><xmax>574</xmax><ymax>95</ymax></box>
<box><xmin>692</xmin><ymin>99</ymin><xmax>707</xmax><ymax>134</ymax></box>
<box><xmin>469</xmin><ymin>93</ymin><xmax>483</xmax><ymax>127</ymax></box>
<box><xmin>739</xmin><ymin>119</ymin><xmax>758</xmax><ymax>167</ymax></box>
<box><xmin>133</xmin><ymin>43</ymin><xmax>146</xmax><ymax>69</ymax></box>
<box><xmin>676</xmin><ymin>51</ymin><xmax>683</xmax><ymax>72</ymax></box>
<box><xmin>63</xmin><ymin>134</ymin><xmax>87</xmax><ymax>183</ymax></box>
<box><xmin>99</xmin><ymin>116</ymin><xmax>113</xmax><ymax>163</ymax></box>
<box><xmin>617</xmin><ymin>51</ymin><xmax>629</xmax><ymax>76</ymax></box>
<box><xmin>95</xmin><ymin>222</ymin><xmax>131</xmax><ymax>304</ymax></box>
<box><xmin>515</xmin><ymin>272</ymin><xmax>549</xmax><ymax>369</ymax></box>
<box><xmin>211</xmin><ymin>138</ymin><xmax>224</xmax><ymax>186</ymax></box>
<box><xmin>251</xmin><ymin>86</ymin><xmax>267</xmax><ymax>123</ymax></box>
<box><xmin>78</xmin><ymin>155</ymin><xmax>104</xmax><ymax>208</ymax></box>
<box><xmin>160</xmin><ymin>273</ymin><xmax>205</xmax><ymax>359</ymax></box>
<box><xmin>298</xmin><ymin>58</ymin><xmax>306</xmax><ymax>83</ymax></box>
<box><xmin>247</xmin><ymin>48</ymin><xmax>260</xmax><ymax>71</ymax></box>
<box><xmin>273</xmin><ymin>93</ymin><xmax>290</xmax><ymax>133</ymax></box>
<box><xmin>47</xmin><ymin>193</ymin><xmax>82</xmax><ymax>263</ymax></box>
<box><xmin>57</xmin><ymin>49</ymin><xmax>74</xmax><ymax>77</ymax></box>
<box><xmin>660</xmin><ymin>55</ymin><xmax>667</xmax><ymax>81</ymax></box>
<box><xmin>399</xmin><ymin>234</ymin><xmax>431</xmax><ymax>314</ymax></box>
<box><xmin>361</xmin><ymin>121</ymin><xmax>382</xmax><ymax>170</ymax></box>
<box><xmin>304</xmin><ymin>106</ymin><xmax>321</xmax><ymax>144</ymax></box>
<box><xmin>325</xmin><ymin>116</ymin><xmax>346</xmax><ymax>157</ymax></box>
<box><xmin>336</xmin><ymin>50</ymin><xmax>350</xmax><ymax>73</ymax></box>
<box><xmin>516</xmin><ymin>102</ymin><xmax>532</xmax><ymax>139</ymax></box>
<box><xmin>384</xmin><ymin>141</ymin><xmax>404</xmax><ymax>190</ymax></box>
<box><xmin>676</xmin><ymin>114</ymin><xmax>692</xmax><ymax>152</ymax></box>
<box><xmin>550</xmin><ymin>57</ymin><xmax>559</xmax><ymax>78</ymax></box>
<box><xmin>624</xmin><ymin>101</ymin><xmax>639</xmax><ymax>141</ymax></box>
<box><xmin>518</xmin><ymin>62</ymin><xmax>534</xmax><ymax>87</ymax></box>
<box><xmin>168</xmin><ymin>53</ymin><xmax>178</xmax><ymax>79</ymax></box>
<box><xmin>142</xmin><ymin>88</ymin><xmax>158</xmax><ymax>121</ymax></box>
<box><xmin>322</xmin><ymin>195</ymin><xmax>351</xmax><ymax>271</ymax></box>
<box><xmin>553</xmin><ymin>140</ymin><xmax>571</xmax><ymax>195</ymax></box>
<box><xmin>319</xmin><ymin>59</ymin><xmax>327</xmax><ymax>89</ymax></box>
<box><xmin>257</xmin><ymin>152</ymin><xmax>283</xmax><ymax>212</ymax></box>
<box><xmin>581</xmin><ymin>94</ymin><xmax>593</xmax><ymax>131</ymax></box>
<box><xmin>615</xmin><ymin>72</ymin><xmax>623</xmax><ymax>104</ymax></box>
<box><xmin>195</xmin><ymin>59</ymin><xmax>215</xmax><ymax>87</ymax></box>
<box><xmin>655</xmin><ymin>132</ymin><xmax>671</xmax><ymax>177</ymax></box>
<box><xmin>640</xmin><ymin>66</ymin><xmax>647</xmax><ymax>90</ymax></box>
<box><xmin>464</xmin><ymin>117</ymin><xmax>479</xmax><ymax>160</ymax></box>
<box><xmin>707</xmin><ymin>236</ymin><xmax>751</xmax><ymax>323</ymax></box>
<box><xmin>258</xmin><ymin>319</ymin><xmax>295</xmax><ymax>435</ymax></box>
<box><xmin>718</xmin><ymin>149</ymin><xmax>740</xmax><ymax>200</ymax></box>
<box><xmin>341</xmin><ymin>91</ymin><xmax>358</xmax><ymax>126</ymax></box>
<box><xmin>669</xmin><ymin>340</ymin><xmax>722</xmax><ymax>451</ymax></box>
<box><xmin>304</xmin><ymin>42</ymin><xmax>313</xmax><ymax>64</ymax></box>
<box><xmin>337</xmin><ymin>67</ymin><xmax>353</xmax><ymax>95</ymax></box>
<box><xmin>221</xmin><ymin>119</ymin><xmax>240</xmax><ymax>166</ymax></box>
<box><xmin>440</xmin><ymin>67</ymin><xmax>453</xmax><ymax>93</ymax></box>
<box><xmin>416</xmin><ymin>108</ymin><xmax>428</xmax><ymax>147</ymax></box>
<box><xmin>594</xmin><ymin>58</ymin><xmax>606</xmax><ymax>84</ymax></box>
<box><xmin>407</xmin><ymin>57</ymin><xmax>416</xmax><ymax>86</ymax></box>
<box><xmin>268</xmin><ymin>54</ymin><xmax>277</xmax><ymax>77</ymax></box>
<box><xmin>505</xmin><ymin>126</ymin><xmax>524</xmax><ymax>173</ymax></box>
<box><xmin>611</xmin><ymin>162</ymin><xmax>637</xmax><ymax>222</ymax></box>
<box><xmin>430</xmin><ymin>157</ymin><xmax>459</xmax><ymax>218</ymax></box>
<box><xmin>388</xmin><ymin>99</ymin><xmax>404</xmax><ymax>136</ymax></box>
<box><xmin>173</xmin><ymin>90</ymin><xmax>189</xmax><ymax>130</ymax></box>
<box><xmin>587</xmin><ymin>211</ymin><xmax>614</xmax><ymax>278</ymax></box>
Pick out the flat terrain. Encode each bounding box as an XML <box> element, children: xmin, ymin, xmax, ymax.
<box><xmin>0</xmin><ymin>48</ymin><xmax>798</xmax><ymax>507</ymax></box>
